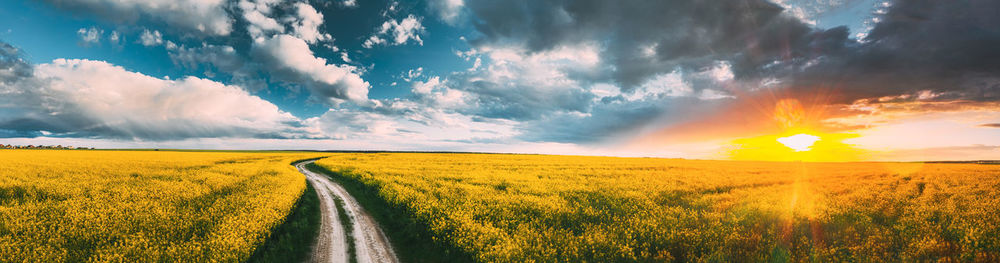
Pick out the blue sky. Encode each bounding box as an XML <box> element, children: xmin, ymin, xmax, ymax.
<box><xmin>1</xmin><ymin>0</ymin><xmax>998</xmax><ymax>161</ymax></box>
<box><xmin>0</xmin><ymin>0</ymin><xmax>477</xmax><ymax>117</ymax></box>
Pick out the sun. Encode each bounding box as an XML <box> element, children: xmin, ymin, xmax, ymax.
<box><xmin>725</xmin><ymin>99</ymin><xmax>866</xmax><ymax>162</ymax></box>
<box><xmin>777</xmin><ymin>134</ymin><xmax>820</xmax><ymax>152</ymax></box>
<box><xmin>728</xmin><ymin>131</ymin><xmax>863</xmax><ymax>162</ymax></box>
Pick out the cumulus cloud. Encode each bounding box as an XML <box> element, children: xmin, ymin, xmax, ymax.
<box><xmin>439</xmin><ymin>44</ymin><xmax>602</xmax><ymax>120</ymax></box>
<box><xmin>138</xmin><ymin>29</ymin><xmax>163</xmax><ymax>46</ymax></box>
<box><xmin>238</xmin><ymin>0</ymin><xmax>285</xmax><ymax>39</ymax></box>
<box><xmin>391</xmin><ymin>41</ymin><xmax>744</xmax><ymax>144</ymax></box>
<box><xmin>108</xmin><ymin>30</ymin><xmax>122</xmax><ymax>45</ymax></box>
<box><xmin>288</xmin><ymin>2</ymin><xmax>332</xmax><ymax>44</ymax></box>
<box><xmin>76</xmin><ymin>27</ymin><xmax>102</xmax><ymax>45</ymax></box>
<box><xmin>0</xmin><ymin>57</ymin><xmax>315</xmax><ymax>140</ymax></box>
<box><xmin>43</xmin><ymin>0</ymin><xmax>232</xmax><ymax>36</ymax></box>
<box><xmin>363</xmin><ymin>14</ymin><xmax>424</xmax><ymax>48</ymax></box>
<box><xmin>253</xmin><ymin>34</ymin><xmax>370</xmax><ymax>103</ymax></box>
<box><xmin>238</xmin><ymin>1</ymin><xmax>331</xmax><ymax>43</ymax></box>
<box><xmin>429</xmin><ymin>0</ymin><xmax>464</xmax><ymax>24</ymax></box>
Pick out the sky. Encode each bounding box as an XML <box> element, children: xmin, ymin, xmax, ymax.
<box><xmin>0</xmin><ymin>0</ymin><xmax>997</xmax><ymax>161</ymax></box>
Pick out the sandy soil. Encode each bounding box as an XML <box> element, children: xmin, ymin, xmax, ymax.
<box><xmin>296</xmin><ymin>160</ymin><xmax>400</xmax><ymax>263</ymax></box>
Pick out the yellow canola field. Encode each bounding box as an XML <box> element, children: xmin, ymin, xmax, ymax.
<box><xmin>315</xmin><ymin>153</ymin><xmax>1000</xmax><ymax>262</ymax></box>
<box><xmin>0</xmin><ymin>150</ymin><xmax>323</xmax><ymax>262</ymax></box>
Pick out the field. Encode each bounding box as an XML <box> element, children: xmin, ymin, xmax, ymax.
<box><xmin>0</xmin><ymin>150</ymin><xmax>323</xmax><ymax>262</ymax></box>
<box><xmin>313</xmin><ymin>153</ymin><xmax>1000</xmax><ymax>262</ymax></box>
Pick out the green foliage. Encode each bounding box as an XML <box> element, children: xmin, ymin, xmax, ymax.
<box><xmin>248</xmin><ymin>180</ymin><xmax>323</xmax><ymax>263</ymax></box>
<box><xmin>307</xmin><ymin>163</ymin><xmax>477</xmax><ymax>263</ymax></box>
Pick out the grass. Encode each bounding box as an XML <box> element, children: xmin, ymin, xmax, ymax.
<box><xmin>332</xmin><ymin>194</ymin><xmax>358</xmax><ymax>263</ymax></box>
<box><xmin>306</xmin><ymin>163</ymin><xmax>476</xmax><ymax>263</ymax></box>
<box><xmin>247</xmin><ymin>179</ymin><xmax>323</xmax><ymax>263</ymax></box>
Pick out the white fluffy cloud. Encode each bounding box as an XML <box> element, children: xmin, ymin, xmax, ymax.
<box><xmin>138</xmin><ymin>29</ymin><xmax>163</xmax><ymax>46</ymax></box>
<box><xmin>239</xmin><ymin>0</ymin><xmax>285</xmax><ymax>39</ymax></box>
<box><xmin>76</xmin><ymin>27</ymin><xmax>102</xmax><ymax>44</ymax></box>
<box><xmin>0</xmin><ymin>59</ymin><xmax>313</xmax><ymax>140</ymax></box>
<box><xmin>108</xmin><ymin>31</ymin><xmax>121</xmax><ymax>44</ymax></box>
<box><xmin>363</xmin><ymin>14</ymin><xmax>424</xmax><ymax>48</ymax></box>
<box><xmin>238</xmin><ymin>1</ymin><xmax>331</xmax><ymax>44</ymax></box>
<box><xmin>45</xmin><ymin>0</ymin><xmax>232</xmax><ymax>36</ymax></box>
<box><xmin>289</xmin><ymin>2</ymin><xmax>332</xmax><ymax>44</ymax></box>
<box><xmin>411</xmin><ymin>76</ymin><xmax>469</xmax><ymax>109</ymax></box>
<box><xmin>253</xmin><ymin>34</ymin><xmax>370</xmax><ymax>103</ymax></box>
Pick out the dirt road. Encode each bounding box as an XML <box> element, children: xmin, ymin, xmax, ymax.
<box><xmin>295</xmin><ymin>160</ymin><xmax>399</xmax><ymax>263</ymax></box>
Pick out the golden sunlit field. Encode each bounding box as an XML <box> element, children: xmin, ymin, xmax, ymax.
<box><xmin>0</xmin><ymin>150</ymin><xmax>323</xmax><ymax>262</ymax></box>
<box><xmin>314</xmin><ymin>153</ymin><xmax>1000</xmax><ymax>262</ymax></box>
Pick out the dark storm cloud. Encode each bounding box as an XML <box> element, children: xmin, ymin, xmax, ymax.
<box><xmin>462</xmin><ymin>0</ymin><xmax>1000</xmax><ymax>105</ymax></box>
<box><xmin>0</xmin><ymin>41</ymin><xmax>33</xmax><ymax>85</ymax></box>
<box><xmin>778</xmin><ymin>0</ymin><xmax>1000</xmax><ymax>104</ymax></box>
<box><xmin>464</xmin><ymin>0</ymin><xmax>821</xmax><ymax>90</ymax></box>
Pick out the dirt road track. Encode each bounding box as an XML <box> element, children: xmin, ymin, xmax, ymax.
<box><xmin>295</xmin><ymin>160</ymin><xmax>399</xmax><ymax>263</ymax></box>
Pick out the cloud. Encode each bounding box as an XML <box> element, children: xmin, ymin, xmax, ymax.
<box><xmin>770</xmin><ymin>0</ymin><xmax>1000</xmax><ymax>105</ymax></box>
<box><xmin>0</xmin><ymin>42</ymin><xmax>32</xmax><ymax>85</ymax></box>
<box><xmin>288</xmin><ymin>2</ymin><xmax>332</xmax><ymax>44</ymax></box>
<box><xmin>43</xmin><ymin>0</ymin><xmax>232</xmax><ymax>36</ymax></box>
<box><xmin>167</xmin><ymin>43</ymin><xmax>245</xmax><ymax>75</ymax></box>
<box><xmin>436</xmin><ymin>0</ymin><xmax>1000</xmax><ymax>147</ymax></box>
<box><xmin>253</xmin><ymin>34</ymin><xmax>370</xmax><ymax>103</ymax></box>
<box><xmin>980</xmin><ymin>123</ymin><xmax>1000</xmax><ymax>128</ymax></box>
<box><xmin>461</xmin><ymin>0</ymin><xmax>816</xmax><ymax>91</ymax></box>
<box><xmin>0</xmin><ymin>58</ymin><xmax>316</xmax><ymax>140</ymax></box>
<box><xmin>428</xmin><ymin>0</ymin><xmax>464</xmax><ymax>24</ymax></box>
<box><xmin>340</xmin><ymin>0</ymin><xmax>357</xmax><ymax>8</ymax></box>
<box><xmin>237</xmin><ymin>1</ymin><xmax>331</xmax><ymax>43</ymax></box>
<box><xmin>302</xmin><ymin>100</ymin><xmax>520</xmax><ymax>147</ymax></box>
<box><xmin>109</xmin><ymin>30</ymin><xmax>122</xmax><ymax>45</ymax></box>
<box><xmin>402</xmin><ymin>67</ymin><xmax>423</xmax><ymax>82</ymax></box>
<box><xmin>377</xmin><ymin>42</ymin><xmax>743</xmax><ymax>144</ymax></box>
<box><xmin>238</xmin><ymin>0</ymin><xmax>285</xmax><ymax>39</ymax></box>
<box><xmin>457</xmin><ymin>0</ymin><xmax>1000</xmax><ymax>106</ymax></box>
<box><xmin>138</xmin><ymin>29</ymin><xmax>163</xmax><ymax>46</ymax></box>
<box><xmin>76</xmin><ymin>27</ymin><xmax>102</xmax><ymax>44</ymax></box>
<box><xmin>363</xmin><ymin>14</ymin><xmax>425</xmax><ymax>48</ymax></box>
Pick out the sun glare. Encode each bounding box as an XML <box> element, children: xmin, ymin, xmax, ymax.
<box><xmin>777</xmin><ymin>134</ymin><xmax>820</xmax><ymax>152</ymax></box>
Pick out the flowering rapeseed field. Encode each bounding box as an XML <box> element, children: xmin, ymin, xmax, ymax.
<box><xmin>0</xmin><ymin>150</ymin><xmax>323</xmax><ymax>262</ymax></box>
<box><xmin>315</xmin><ymin>153</ymin><xmax>1000</xmax><ymax>262</ymax></box>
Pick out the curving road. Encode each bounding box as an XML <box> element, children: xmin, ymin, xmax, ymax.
<box><xmin>295</xmin><ymin>160</ymin><xmax>399</xmax><ymax>263</ymax></box>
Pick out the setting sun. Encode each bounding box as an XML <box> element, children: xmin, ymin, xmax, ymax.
<box><xmin>728</xmin><ymin>131</ymin><xmax>865</xmax><ymax>162</ymax></box>
<box><xmin>777</xmin><ymin>134</ymin><xmax>820</xmax><ymax>152</ymax></box>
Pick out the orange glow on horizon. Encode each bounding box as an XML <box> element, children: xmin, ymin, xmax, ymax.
<box><xmin>777</xmin><ymin>133</ymin><xmax>820</xmax><ymax>152</ymax></box>
<box><xmin>726</xmin><ymin>129</ymin><xmax>865</xmax><ymax>162</ymax></box>
<box><xmin>726</xmin><ymin>98</ymin><xmax>868</xmax><ymax>162</ymax></box>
